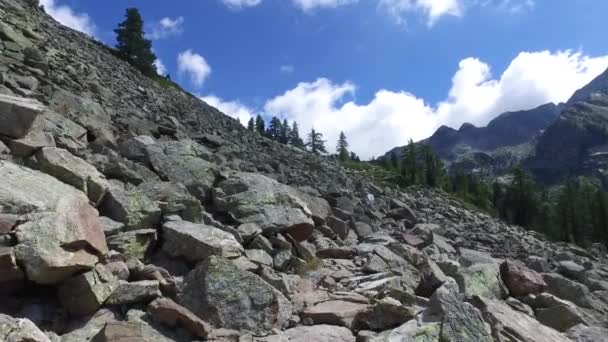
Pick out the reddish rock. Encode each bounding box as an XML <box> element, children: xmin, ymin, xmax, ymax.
<box><xmin>500</xmin><ymin>260</ymin><xmax>547</xmax><ymax>297</ymax></box>
<box><xmin>148</xmin><ymin>297</ymin><xmax>210</xmax><ymax>338</ymax></box>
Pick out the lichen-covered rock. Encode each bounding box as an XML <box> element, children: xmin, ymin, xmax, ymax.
<box><xmin>162</xmin><ymin>221</ymin><xmax>243</xmax><ymax>262</ymax></box>
<box><xmin>136</xmin><ymin>181</ymin><xmax>203</xmax><ymax>222</ymax></box>
<box><xmin>213</xmin><ymin>172</ymin><xmax>314</xmax><ymax>239</ymax></box>
<box><xmin>106</xmin><ymin>229</ymin><xmax>157</xmax><ymax>260</ymax></box>
<box><xmin>105</xmin><ymin>280</ymin><xmax>161</xmax><ymax>306</ymax></box>
<box><xmin>455</xmin><ymin>263</ymin><xmax>508</xmax><ymax>300</ymax></box>
<box><xmin>58</xmin><ymin>264</ymin><xmax>119</xmax><ymax>316</ymax></box>
<box><xmin>178</xmin><ymin>255</ymin><xmax>292</xmax><ymax>334</ymax></box>
<box><xmin>100</xmin><ymin>182</ymin><xmax>161</xmax><ymax>230</ymax></box>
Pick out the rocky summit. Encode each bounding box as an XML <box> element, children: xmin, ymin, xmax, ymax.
<box><xmin>0</xmin><ymin>1</ymin><xmax>607</xmax><ymax>342</ymax></box>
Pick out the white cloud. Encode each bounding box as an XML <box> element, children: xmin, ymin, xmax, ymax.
<box><xmin>292</xmin><ymin>0</ymin><xmax>358</xmax><ymax>11</ymax></box>
<box><xmin>150</xmin><ymin>16</ymin><xmax>184</xmax><ymax>39</ymax></box>
<box><xmin>222</xmin><ymin>0</ymin><xmax>263</xmax><ymax>10</ymax></box>
<box><xmin>154</xmin><ymin>59</ymin><xmax>167</xmax><ymax>76</ymax></box>
<box><xmin>201</xmin><ymin>95</ymin><xmax>255</xmax><ymax>125</ymax></box>
<box><xmin>378</xmin><ymin>0</ymin><xmax>462</xmax><ymax>26</ymax></box>
<box><xmin>177</xmin><ymin>50</ymin><xmax>211</xmax><ymax>87</ymax></box>
<box><xmin>280</xmin><ymin>65</ymin><xmax>295</xmax><ymax>74</ymax></box>
<box><xmin>39</xmin><ymin>0</ymin><xmax>95</xmax><ymax>35</ymax></box>
<box><xmin>264</xmin><ymin>50</ymin><xmax>608</xmax><ymax>159</ymax></box>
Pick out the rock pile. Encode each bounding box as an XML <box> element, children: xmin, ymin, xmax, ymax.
<box><xmin>0</xmin><ymin>1</ymin><xmax>606</xmax><ymax>341</ymax></box>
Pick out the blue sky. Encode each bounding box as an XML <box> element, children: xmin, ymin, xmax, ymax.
<box><xmin>40</xmin><ymin>0</ymin><xmax>608</xmax><ymax>159</ymax></box>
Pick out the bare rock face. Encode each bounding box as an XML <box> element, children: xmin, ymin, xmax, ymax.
<box><xmin>0</xmin><ymin>93</ymin><xmax>44</xmax><ymax>139</ymax></box>
<box><xmin>178</xmin><ymin>255</ymin><xmax>292</xmax><ymax>335</ymax></box>
<box><xmin>0</xmin><ymin>162</ymin><xmax>107</xmax><ymax>285</ymax></box>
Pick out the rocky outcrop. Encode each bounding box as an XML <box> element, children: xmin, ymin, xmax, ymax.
<box><xmin>161</xmin><ymin>221</ymin><xmax>243</xmax><ymax>261</ymax></box>
<box><xmin>0</xmin><ymin>93</ymin><xmax>43</xmax><ymax>139</ymax></box>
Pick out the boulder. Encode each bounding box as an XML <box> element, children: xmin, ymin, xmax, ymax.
<box><xmin>162</xmin><ymin>221</ymin><xmax>243</xmax><ymax>262</ymax></box>
<box><xmin>370</xmin><ymin>319</ymin><xmax>440</xmax><ymax>342</ymax></box>
<box><xmin>297</xmin><ymin>191</ymin><xmax>331</xmax><ymax>226</ymax></box>
<box><xmin>245</xmin><ymin>249</ymin><xmax>273</xmax><ymax>266</ymax></box>
<box><xmin>536</xmin><ymin>303</ymin><xmax>590</xmax><ymax>332</ymax></box>
<box><xmin>100</xmin><ymin>182</ymin><xmax>161</xmax><ymax>230</ymax></box>
<box><xmin>147</xmin><ymin>297</ymin><xmax>210</xmax><ymax>338</ymax></box>
<box><xmin>136</xmin><ymin>181</ymin><xmax>203</xmax><ymax>222</ymax></box>
<box><xmin>178</xmin><ymin>256</ymin><xmax>292</xmax><ymax>334</ymax></box>
<box><xmin>283</xmin><ymin>325</ymin><xmax>355</xmax><ymax>342</ymax></box>
<box><xmin>30</xmin><ymin>147</ymin><xmax>109</xmax><ymax>205</ymax></box>
<box><xmin>327</xmin><ymin>215</ymin><xmax>349</xmax><ymax>240</ymax></box>
<box><xmin>105</xmin><ymin>280</ymin><xmax>161</xmax><ymax>306</ymax></box>
<box><xmin>100</xmin><ymin>216</ymin><xmax>125</xmax><ymax>237</ymax></box>
<box><xmin>145</xmin><ymin>140</ymin><xmax>217</xmax><ymax>201</ymax></box>
<box><xmin>118</xmin><ymin>135</ymin><xmax>156</xmax><ymax>163</ymax></box>
<box><xmin>0</xmin><ymin>313</ymin><xmax>50</xmax><ymax>342</ymax></box>
<box><xmin>459</xmin><ymin>248</ymin><xmax>497</xmax><ymax>267</ymax></box>
<box><xmin>567</xmin><ymin>324</ymin><xmax>608</xmax><ymax>342</ymax></box>
<box><xmin>106</xmin><ymin>229</ymin><xmax>157</xmax><ymax>260</ymax></box>
<box><xmin>353</xmin><ymin>222</ymin><xmax>374</xmax><ymax>238</ymax></box>
<box><xmin>301</xmin><ymin>300</ymin><xmax>370</xmax><ymax>329</ymax></box>
<box><xmin>2</xmin><ymin>163</ymin><xmax>106</xmax><ymax>284</ymax></box>
<box><xmin>58</xmin><ymin>264</ymin><xmax>119</xmax><ymax>316</ymax></box>
<box><xmin>0</xmin><ymin>94</ymin><xmax>44</xmax><ymax>139</ymax></box>
<box><xmin>0</xmin><ymin>247</ymin><xmax>24</xmax><ymax>294</ymax></box>
<box><xmin>500</xmin><ymin>260</ymin><xmax>547</xmax><ymax>297</ymax></box>
<box><xmin>415</xmin><ymin>257</ymin><xmax>447</xmax><ymax>297</ymax></box>
<box><xmin>7</xmin><ymin>130</ymin><xmax>55</xmax><ymax>157</ymax></box>
<box><xmin>456</xmin><ymin>263</ymin><xmax>508</xmax><ymax>299</ymax></box>
<box><xmin>427</xmin><ymin>278</ymin><xmax>492</xmax><ymax>341</ymax></box>
<box><xmin>471</xmin><ymin>296</ymin><xmax>571</xmax><ymax>342</ymax></box>
<box><xmin>213</xmin><ymin>172</ymin><xmax>314</xmax><ymax>239</ymax></box>
<box><xmin>91</xmin><ymin>321</ymin><xmax>172</xmax><ymax>342</ymax></box>
<box><xmin>361</xmin><ymin>297</ymin><xmax>415</xmax><ymax>331</ymax></box>
<box><xmin>543</xmin><ymin>273</ymin><xmax>604</xmax><ymax>311</ymax></box>
<box><xmin>237</xmin><ymin>222</ymin><xmax>262</xmax><ymax>242</ymax></box>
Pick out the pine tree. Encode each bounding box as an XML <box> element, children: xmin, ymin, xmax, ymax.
<box><xmin>267</xmin><ymin>117</ymin><xmax>282</xmax><ymax>140</ymax></box>
<box><xmin>337</xmin><ymin>131</ymin><xmax>349</xmax><ymax>161</ymax></box>
<box><xmin>280</xmin><ymin>119</ymin><xmax>291</xmax><ymax>144</ymax></box>
<box><xmin>350</xmin><ymin>152</ymin><xmax>360</xmax><ymax>162</ymax></box>
<box><xmin>247</xmin><ymin>117</ymin><xmax>255</xmax><ymax>132</ymax></box>
<box><xmin>390</xmin><ymin>152</ymin><xmax>399</xmax><ymax>170</ymax></box>
<box><xmin>255</xmin><ymin>114</ymin><xmax>265</xmax><ymax>135</ymax></box>
<box><xmin>505</xmin><ymin>167</ymin><xmax>538</xmax><ymax>228</ymax></box>
<box><xmin>289</xmin><ymin>121</ymin><xmax>305</xmax><ymax>147</ymax></box>
<box><xmin>306</xmin><ymin>128</ymin><xmax>327</xmax><ymax>154</ymax></box>
<box><xmin>114</xmin><ymin>8</ymin><xmax>157</xmax><ymax>76</ymax></box>
<box><xmin>401</xmin><ymin>139</ymin><xmax>417</xmax><ymax>185</ymax></box>
<box><xmin>422</xmin><ymin>145</ymin><xmax>441</xmax><ymax>187</ymax></box>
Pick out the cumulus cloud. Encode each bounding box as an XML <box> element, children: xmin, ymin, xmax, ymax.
<box><xmin>39</xmin><ymin>0</ymin><xmax>95</xmax><ymax>35</ymax></box>
<box><xmin>200</xmin><ymin>95</ymin><xmax>255</xmax><ymax>125</ymax></box>
<box><xmin>221</xmin><ymin>0</ymin><xmax>263</xmax><ymax>10</ymax></box>
<box><xmin>264</xmin><ymin>50</ymin><xmax>608</xmax><ymax>159</ymax></box>
<box><xmin>150</xmin><ymin>16</ymin><xmax>184</xmax><ymax>39</ymax></box>
<box><xmin>280</xmin><ymin>65</ymin><xmax>295</xmax><ymax>74</ymax></box>
<box><xmin>154</xmin><ymin>59</ymin><xmax>167</xmax><ymax>76</ymax></box>
<box><xmin>177</xmin><ymin>50</ymin><xmax>211</xmax><ymax>87</ymax></box>
<box><xmin>379</xmin><ymin>0</ymin><xmax>462</xmax><ymax>26</ymax></box>
<box><xmin>292</xmin><ymin>0</ymin><xmax>358</xmax><ymax>11</ymax></box>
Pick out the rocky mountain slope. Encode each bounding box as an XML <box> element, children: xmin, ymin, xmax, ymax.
<box><xmin>527</xmin><ymin>68</ymin><xmax>608</xmax><ymax>188</ymax></box>
<box><xmin>0</xmin><ymin>1</ymin><xmax>607</xmax><ymax>341</ymax></box>
<box><xmin>382</xmin><ymin>103</ymin><xmax>561</xmax><ymax>176</ymax></box>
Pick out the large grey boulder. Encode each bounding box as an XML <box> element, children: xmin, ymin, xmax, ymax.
<box><xmin>283</xmin><ymin>325</ymin><xmax>355</xmax><ymax>342</ymax></box>
<box><xmin>90</xmin><ymin>321</ymin><xmax>172</xmax><ymax>342</ymax></box>
<box><xmin>428</xmin><ymin>278</ymin><xmax>492</xmax><ymax>342</ymax></box>
<box><xmin>455</xmin><ymin>263</ymin><xmax>508</xmax><ymax>300</ymax></box>
<box><xmin>213</xmin><ymin>172</ymin><xmax>315</xmax><ymax>240</ymax></box>
<box><xmin>0</xmin><ymin>313</ymin><xmax>50</xmax><ymax>342</ymax></box>
<box><xmin>105</xmin><ymin>280</ymin><xmax>161</xmax><ymax>306</ymax></box>
<box><xmin>100</xmin><ymin>182</ymin><xmax>161</xmax><ymax>230</ymax></box>
<box><xmin>162</xmin><ymin>221</ymin><xmax>243</xmax><ymax>262</ymax></box>
<box><xmin>543</xmin><ymin>273</ymin><xmax>604</xmax><ymax>311</ymax></box>
<box><xmin>0</xmin><ymin>94</ymin><xmax>44</xmax><ymax>139</ymax></box>
<box><xmin>7</xmin><ymin>130</ymin><xmax>55</xmax><ymax>157</ymax></box>
<box><xmin>136</xmin><ymin>181</ymin><xmax>203</xmax><ymax>222</ymax></box>
<box><xmin>145</xmin><ymin>140</ymin><xmax>218</xmax><ymax>201</ymax></box>
<box><xmin>301</xmin><ymin>300</ymin><xmax>370</xmax><ymax>329</ymax></box>
<box><xmin>178</xmin><ymin>255</ymin><xmax>292</xmax><ymax>334</ymax></box>
<box><xmin>0</xmin><ymin>162</ymin><xmax>107</xmax><ymax>284</ymax></box>
<box><xmin>30</xmin><ymin>147</ymin><xmax>109</xmax><ymax>205</ymax></box>
<box><xmin>58</xmin><ymin>264</ymin><xmax>119</xmax><ymax>316</ymax></box>
<box><xmin>471</xmin><ymin>295</ymin><xmax>571</xmax><ymax>342</ymax></box>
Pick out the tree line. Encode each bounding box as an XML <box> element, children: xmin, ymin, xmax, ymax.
<box><xmin>377</xmin><ymin>141</ymin><xmax>608</xmax><ymax>248</ymax></box>
<box><xmin>247</xmin><ymin>115</ymin><xmax>360</xmax><ymax>160</ymax></box>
